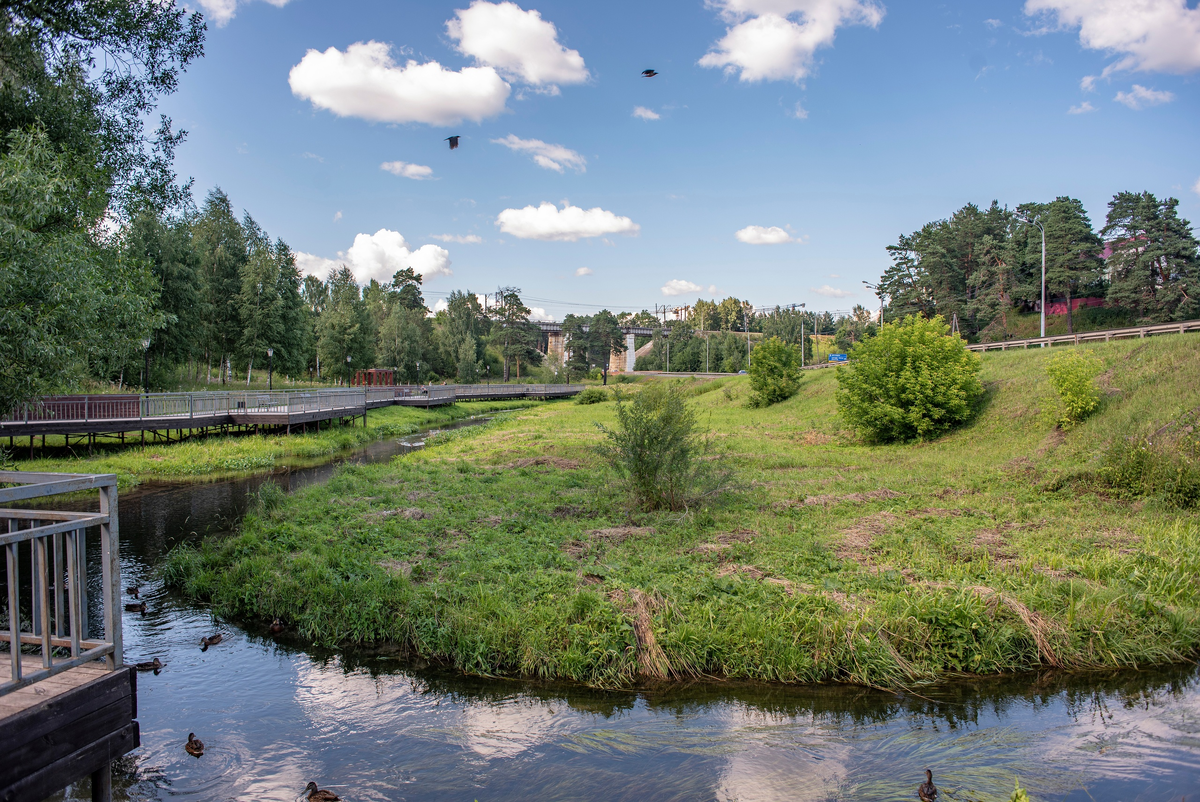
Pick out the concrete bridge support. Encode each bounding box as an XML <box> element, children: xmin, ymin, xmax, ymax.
<box><xmin>546</xmin><ymin>330</ymin><xmax>565</xmax><ymax>367</ymax></box>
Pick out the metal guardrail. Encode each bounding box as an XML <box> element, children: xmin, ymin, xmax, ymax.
<box><xmin>1</xmin><ymin>471</ymin><xmax>122</xmax><ymax>695</ymax></box>
<box><xmin>966</xmin><ymin>319</ymin><xmax>1200</xmax><ymax>352</ymax></box>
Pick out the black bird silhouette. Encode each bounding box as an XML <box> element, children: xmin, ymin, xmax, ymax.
<box><xmin>126</xmin><ymin>586</ymin><xmax>139</xmax><ymax>598</ymax></box>
<box><xmin>124</xmin><ymin>601</ymin><xmax>146</xmax><ymax>614</ymax></box>
<box><xmin>918</xmin><ymin>769</ymin><xmax>938</xmax><ymax>802</ymax></box>
<box><xmin>641</xmin><ymin>69</ymin><xmax>658</xmax><ymax>77</ymax></box>
<box><xmin>445</xmin><ymin>135</ymin><xmax>460</xmax><ymax>150</ymax></box>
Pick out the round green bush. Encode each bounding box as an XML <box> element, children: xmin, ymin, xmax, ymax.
<box><xmin>574</xmin><ymin>386</ymin><xmax>609</xmax><ymax>405</ymax></box>
<box><xmin>835</xmin><ymin>315</ymin><xmax>984</xmax><ymax>442</ymax></box>
<box><xmin>747</xmin><ymin>336</ymin><xmax>802</xmax><ymax>408</ymax></box>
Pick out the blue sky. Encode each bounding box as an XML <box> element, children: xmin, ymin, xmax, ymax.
<box><xmin>163</xmin><ymin>0</ymin><xmax>1200</xmax><ymax>319</ymax></box>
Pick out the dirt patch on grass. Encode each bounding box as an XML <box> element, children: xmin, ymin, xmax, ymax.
<box><xmin>550</xmin><ymin>504</ymin><xmax>590</xmax><ymax>519</ymax></box>
<box><xmin>690</xmin><ymin>528</ymin><xmax>755</xmax><ymax>553</ymax></box>
<box><xmin>972</xmin><ymin>525</ymin><xmax>1019</xmax><ymax>562</ymax></box>
<box><xmin>906</xmin><ymin>507</ymin><xmax>968</xmax><ymax>518</ymax></box>
<box><xmin>504</xmin><ymin>456</ymin><xmax>581</xmax><ymax>470</ymax></box>
<box><xmin>1090</xmin><ymin>527</ymin><xmax>1140</xmax><ymax>552</ymax></box>
<box><xmin>406</xmin><ymin>490</ymin><xmax>430</xmax><ymax>502</ymax></box>
<box><xmin>716</xmin><ymin>563</ymin><xmax>796</xmax><ymax>595</ymax></box>
<box><xmin>474</xmin><ymin>515</ymin><xmax>504</xmax><ymax>527</ymax></box>
<box><xmin>564</xmin><ymin>526</ymin><xmax>656</xmax><ymax>560</ymax></box>
<box><xmin>835</xmin><ymin>512</ymin><xmax>898</xmax><ymax>564</ymax></box>
<box><xmin>794</xmin><ymin>430</ymin><xmax>835</xmax><ymax>446</ymax></box>
<box><xmin>368</xmin><ymin>507</ymin><xmax>431</xmax><ymax>521</ymax></box>
<box><xmin>797</xmin><ymin>488</ymin><xmax>904</xmax><ymax>507</ymax></box>
<box><xmin>378</xmin><ymin>559</ymin><xmax>412</xmax><ymax>578</ymax></box>
<box><xmin>609</xmin><ymin>589</ymin><xmax>671</xmax><ymax>679</ymax></box>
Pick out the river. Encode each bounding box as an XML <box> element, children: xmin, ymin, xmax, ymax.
<box><xmin>39</xmin><ymin>422</ymin><xmax>1200</xmax><ymax>801</ymax></box>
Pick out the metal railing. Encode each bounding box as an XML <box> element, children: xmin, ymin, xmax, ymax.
<box><xmin>1</xmin><ymin>471</ymin><xmax>122</xmax><ymax>695</ymax></box>
<box><xmin>966</xmin><ymin>318</ymin><xmax>1200</xmax><ymax>352</ymax></box>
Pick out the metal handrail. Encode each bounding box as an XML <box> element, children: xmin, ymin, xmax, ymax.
<box><xmin>1</xmin><ymin>471</ymin><xmax>121</xmax><ymax>696</ymax></box>
<box><xmin>967</xmin><ymin>318</ymin><xmax>1200</xmax><ymax>352</ymax></box>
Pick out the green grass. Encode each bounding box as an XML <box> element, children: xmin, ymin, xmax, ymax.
<box><xmin>164</xmin><ymin>335</ymin><xmax>1200</xmax><ymax>688</ymax></box>
<box><xmin>12</xmin><ymin>401</ymin><xmax>542</xmax><ymax>487</ymax></box>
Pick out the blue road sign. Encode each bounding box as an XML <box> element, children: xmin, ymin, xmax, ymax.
<box><xmin>828</xmin><ymin>353</ymin><xmax>848</xmax><ymax>363</ymax></box>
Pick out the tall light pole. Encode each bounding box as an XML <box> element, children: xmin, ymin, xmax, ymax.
<box><xmin>862</xmin><ymin>281</ymin><xmax>885</xmax><ymax>328</ymax></box>
<box><xmin>141</xmin><ymin>337</ymin><xmax>151</xmax><ymax>393</ymax></box>
<box><xmin>485</xmin><ymin>364</ymin><xmax>490</xmax><ymax>386</ymax></box>
<box><xmin>266</xmin><ymin>347</ymin><xmax>274</xmax><ymax>391</ymax></box>
<box><xmin>743</xmin><ymin>309</ymin><xmax>751</xmax><ymax>369</ymax></box>
<box><xmin>416</xmin><ymin>360</ymin><xmax>420</xmax><ymax>386</ymax></box>
<box><xmin>1016</xmin><ymin>212</ymin><xmax>1047</xmax><ymax>346</ymax></box>
<box><xmin>346</xmin><ymin>354</ymin><xmax>351</xmax><ymax>386</ymax></box>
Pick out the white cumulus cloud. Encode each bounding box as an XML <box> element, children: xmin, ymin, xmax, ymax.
<box><xmin>699</xmin><ymin>0</ymin><xmax>885</xmax><ymax>82</ymax></box>
<box><xmin>575</xmin><ymin>266</ymin><xmax>593</xmax><ymax>276</ymax></box>
<box><xmin>1067</xmin><ymin>100</ymin><xmax>1096</xmax><ymax>113</ymax></box>
<box><xmin>1114</xmin><ymin>84</ymin><xmax>1175</xmax><ymax>108</ymax></box>
<box><xmin>289</xmin><ymin>41</ymin><xmax>510</xmax><ymax>126</ymax></box>
<box><xmin>194</xmin><ymin>0</ymin><xmax>291</xmax><ymax>28</ymax></box>
<box><xmin>447</xmin><ymin>1</ymin><xmax>588</xmax><ymax>89</ymax></box>
<box><xmin>430</xmin><ymin>233</ymin><xmax>484</xmax><ymax>243</ymax></box>
<box><xmin>381</xmin><ymin>161</ymin><xmax>434</xmax><ymax>180</ymax></box>
<box><xmin>662</xmin><ymin>280</ymin><xmax>718</xmax><ymax>297</ymax></box>
<box><xmin>528</xmin><ymin>306</ymin><xmax>555</xmax><ymax>321</ymax></box>
<box><xmin>633</xmin><ymin>106</ymin><xmax>660</xmax><ymax>120</ymax></box>
<box><xmin>736</xmin><ymin>225</ymin><xmax>799</xmax><ymax>244</ymax></box>
<box><xmin>295</xmin><ymin>229</ymin><xmax>452</xmax><ymax>285</ymax></box>
<box><xmin>811</xmin><ymin>284</ymin><xmax>853</xmax><ymax>298</ymax></box>
<box><xmin>492</xmin><ymin>134</ymin><xmax>586</xmax><ymax>172</ymax></box>
<box><xmin>495</xmin><ymin>202</ymin><xmax>639</xmax><ymax>241</ymax></box>
<box><xmin>1024</xmin><ymin>0</ymin><xmax>1200</xmax><ymax>76</ymax></box>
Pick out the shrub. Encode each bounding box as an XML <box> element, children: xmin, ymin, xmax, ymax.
<box><xmin>575</xmin><ymin>387</ymin><xmax>609</xmax><ymax>405</ymax></box>
<box><xmin>747</xmin><ymin>336</ymin><xmax>802</xmax><ymax>408</ymax></box>
<box><xmin>1100</xmin><ymin>424</ymin><xmax>1200</xmax><ymax>508</ymax></box>
<box><xmin>835</xmin><ymin>315</ymin><xmax>984</xmax><ymax>442</ymax></box>
<box><xmin>1044</xmin><ymin>350</ymin><xmax>1103</xmax><ymax>427</ymax></box>
<box><xmin>595</xmin><ymin>383</ymin><xmax>725</xmax><ymax>511</ymax></box>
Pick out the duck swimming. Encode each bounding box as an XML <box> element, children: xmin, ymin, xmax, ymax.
<box><xmin>124</xmin><ymin>602</ymin><xmax>146</xmax><ymax>614</ymax></box>
<box><xmin>185</xmin><ymin>733</ymin><xmax>204</xmax><ymax>757</ymax></box>
<box><xmin>302</xmin><ymin>781</ymin><xmax>339</xmax><ymax>801</ymax></box>
<box><xmin>200</xmin><ymin>634</ymin><xmax>223</xmax><ymax>651</ymax></box>
<box><xmin>269</xmin><ymin>618</ymin><xmax>285</xmax><ymax>635</ymax></box>
<box><xmin>918</xmin><ymin>769</ymin><xmax>938</xmax><ymax>802</ymax></box>
<box><xmin>125</xmin><ymin>586</ymin><xmax>139</xmax><ymax>598</ymax></box>
<box><xmin>133</xmin><ymin>658</ymin><xmax>163</xmax><ymax>672</ymax></box>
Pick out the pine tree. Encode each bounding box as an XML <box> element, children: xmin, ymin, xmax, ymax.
<box><xmin>193</xmin><ymin>188</ymin><xmax>246</xmax><ymax>383</ymax></box>
<box><xmin>1103</xmin><ymin>191</ymin><xmax>1200</xmax><ymax>322</ymax></box>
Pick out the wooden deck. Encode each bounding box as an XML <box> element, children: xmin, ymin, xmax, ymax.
<box><xmin>0</xmin><ymin>657</ymin><xmax>138</xmax><ymax>802</ymax></box>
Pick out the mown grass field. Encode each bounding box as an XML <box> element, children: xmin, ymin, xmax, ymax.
<box><xmin>14</xmin><ymin>400</ymin><xmax>539</xmax><ymax>487</ymax></box>
<box><xmin>165</xmin><ymin>335</ymin><xmax>1200</xmax><ymax>688</ymax></box>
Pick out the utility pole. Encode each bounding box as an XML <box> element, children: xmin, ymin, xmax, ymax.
<box><xmin>743</xmin><ymin>309</ymin><xmax>751</xmax><ymax>369</ymax></box>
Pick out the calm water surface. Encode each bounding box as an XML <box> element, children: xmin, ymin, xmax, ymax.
<box><xmin>38</xmin><ymin>424</ymin><xmax>1200</xmax><ymax>801</ymax></box>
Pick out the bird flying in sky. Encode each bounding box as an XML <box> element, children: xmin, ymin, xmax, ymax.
<box><xmin>445</xmin><ymin>136</ymin><xmax>460</xmax><ymax>150</ymax></box>
<box><xmin>641</xmin><ymin>69</ymin><xmax>657</xmax><ymax>77</ymax></box>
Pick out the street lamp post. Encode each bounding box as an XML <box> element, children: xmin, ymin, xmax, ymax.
<box><xmin>346</xmin><ymin>355</ymin><xmax>351</xmax><ymax>386</ymax></box>
<box><xmin>267</xmin><ymin>347</ymin><xmax>274</xmax><ymax>391</ymax></box>
<box><xmin>416</xmin><ymin>361</ymin><xmax>420</xmax><ymax>386</ymax></box>
<box><xmin>862</xmin><ymin>282</ymin><xmax>884</xmax><ymax>328</ymax></box>
<box><xmin>485</xmin><ymin>364</ymin><xmax>490</xmax><ymax>386</ymax></box>
<box><xmin>1016</xmin><ymin>213</ymin><xmax>1048</xmax><ymax>346</ymax></box>
<box><xmin>142</xmin><ymin>337</ymin><xmax>151</xmax><ymax>393</ymax></box>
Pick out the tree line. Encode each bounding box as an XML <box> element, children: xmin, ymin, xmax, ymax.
<box><xmin>876</xmin><ymin>192</ymin><xmax>1199</xmax><ymax>340</ymax></box>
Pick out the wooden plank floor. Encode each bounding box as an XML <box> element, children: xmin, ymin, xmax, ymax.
<box><xmin>0</xmin><ymin>654</ymin><xmax>110</xmax><ymax>723</ymax></box>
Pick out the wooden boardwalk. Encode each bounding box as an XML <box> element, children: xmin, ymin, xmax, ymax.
<box><xmin>2</xmin><ymin>385</ymin><xmax>584</xmax><ymax>447</ymax></box>
<box><xmin>2</xmin><ymin>471</ymin><xmax>135</xmax><ymax>801</ymax></box>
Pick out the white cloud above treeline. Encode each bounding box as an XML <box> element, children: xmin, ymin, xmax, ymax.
<box><xmin>430</xmin><ymin>234</ymin><xmax>484</xmax><ymax>244</ymax></box>
<box><xmin>662</xmin><ymin>279</ymin><xmax>718</xmax><ymax>297</ymax></box>
<box><xmin>1114</xmin><ymin>84</ymin><xmax>1174</xmax><ymax>108</ymax></box>
<box><xmin>380</xmin><ymin>161</ymin><xmax>434</xmax><ymax>180</ymax></box>
<box><xmin>447</xmin><ymin>1</ymin><xmax>589</xmax><ymax>90</ymax></box>
<box><xmin>295</xmin><ymin>230</ymin><xmax>452</xmax><ymax>285</ymax></box>
<box><xmin>811</xmin><ymin>284</ymin><xmax>853</xmax><ymax>298</ymax></box>
<box><xmin>194</xmin><ymin>0</ymin><xmax>291</xmax><ymax>28</ymax></box>
<box><xmin>700</xmin><ymin>0</ymin><xmax>885</xmax><ymax>82</ymax></box>
<box><xmin>492</xmin><ymin>134</ymin><xmax>587</xmax><ymax>172</ymax></box>
<box><xmin>633</xmin><ymin>106</ymin><xmax>660</xmax><ymax>120</ymax></box>
<box><xmin>1024</xmin><ymin>0</ymin><xmax>1200</xmax><ymax>77</ymax></box>
<box><xmin>735</xmin><ymin>225</ymin><xmax>799</xmax><ymax>244</ymax></box>
<box><xmin>495</xmin><ymin>202</ymin><xmax>639</xmax><ymax>241</ymax></box>
<box><xmin>289</xmin><ymin>42</ymin><xmax>510</xmax><ymax>126</ymax></box>
<box><xmin>575</xmin><ymin>266</ymin><xmax>593</xmax><ymax>276</ymax></box>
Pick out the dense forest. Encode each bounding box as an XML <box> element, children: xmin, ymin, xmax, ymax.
<box><xmin>876</xmin><ymin>192</ymin><xmax>1200</xmax><ymax>340</ymax></box>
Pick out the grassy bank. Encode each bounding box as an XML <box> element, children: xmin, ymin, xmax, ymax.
<box><xmin>13</xmin><ymin>401</ymin><xmax>542</xmax><ymax>487</ymax></box>
<box><xmin>165</xmin><ymin>336</ymin><xmax>1200</xmax><ymax>688</ymax></box>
